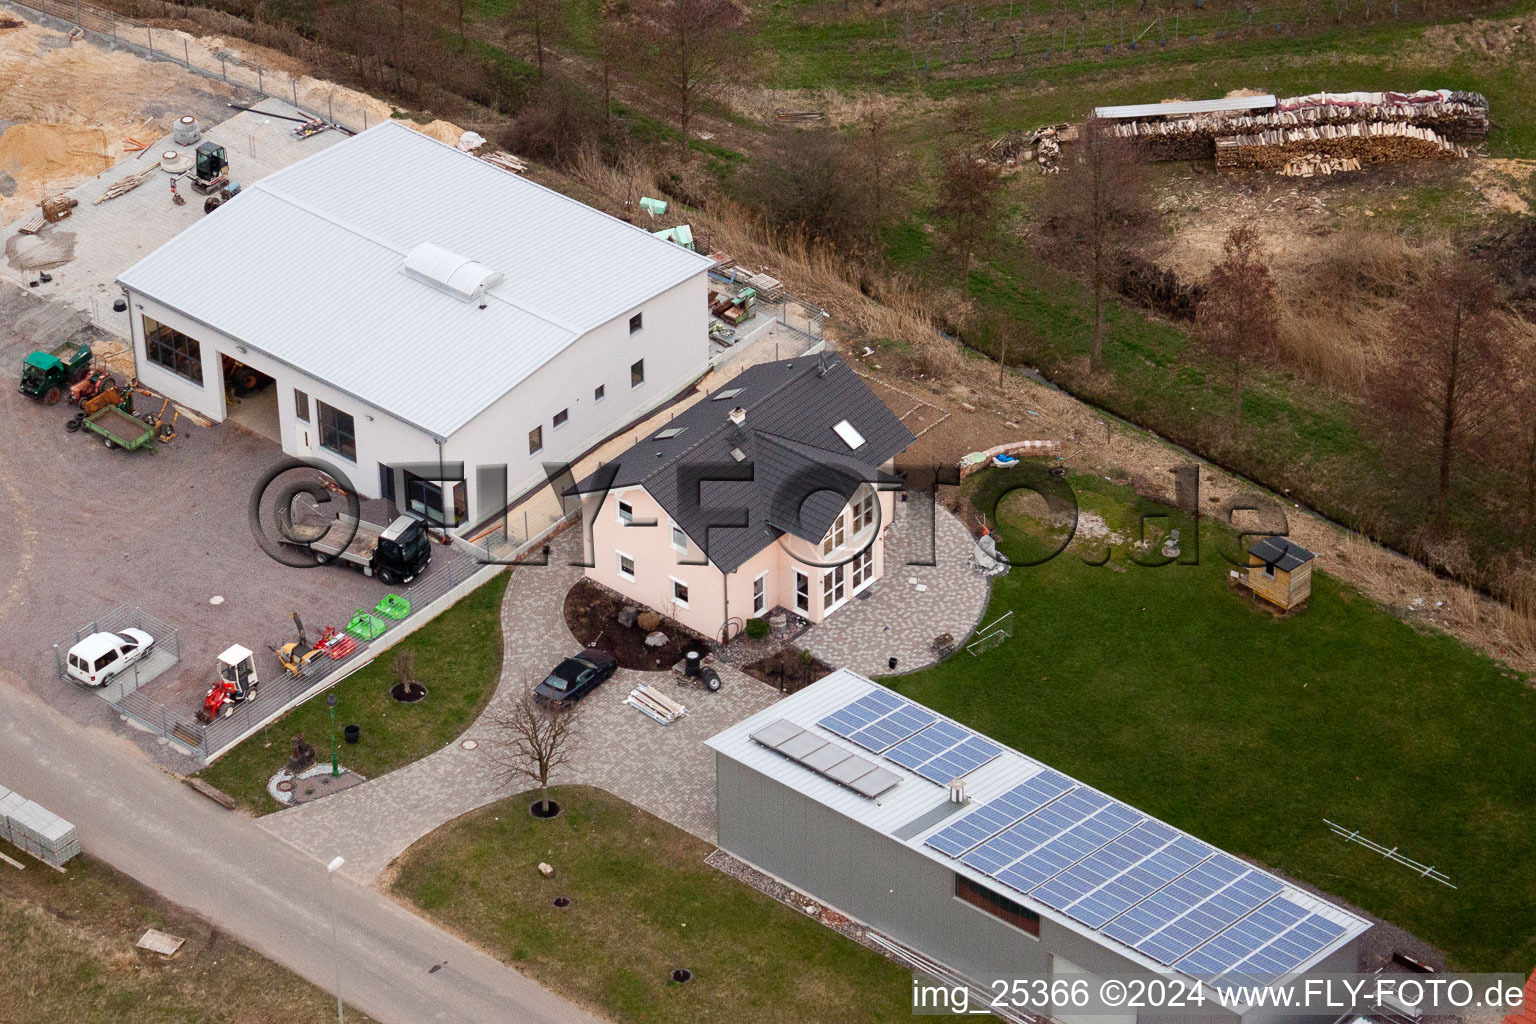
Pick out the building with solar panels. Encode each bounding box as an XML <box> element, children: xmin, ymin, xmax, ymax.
<box><xmin>706</xmin><ymin>670</ymin><xmax>1370</xmax><ymax>1022</ymax></box>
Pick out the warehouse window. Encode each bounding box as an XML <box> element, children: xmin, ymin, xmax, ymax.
<box><xmin>594</xmin><ymin>384</ymin><xmax>606</xmax><ymax>402</ymax></box>
<box><xmin>955</xmin><ymin>876</ymin><xmax>1039</xmax><ymax>937</ymax></box>
<box><xmin>142</xmin><ymin>316</ymin><xmax>202</xmax><ymax>384</ymax></box>
<box><xmin>629</xmin><ymin>312</ymin><xmax>643</xmax><ymax>334</ymax></box>
<box><xmin>631</xmin><ymin>359</ymin><xmax>645</xmax><ymax>387</ymax></box>
<box><xmin>529</xmin><ymin>425</ymin><xmax>543</xmax><ymax>455</ymax></box>
<box><xmin>294</xmin><ymin>389</ymin><xmax>310</xmax><ymax>422</ymax></box>
<box><xmin>317</xmin><ymin>401</ymin><xmax>356</xmax><ymax>462</ymax></box>
<box><xmin>554</xmin><ymin>408</ymin><xmax>569</xmax><ymax>428</ymax></box>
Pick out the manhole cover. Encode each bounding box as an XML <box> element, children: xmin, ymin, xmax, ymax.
<box><xmin>460</xmin><ymin>739</ymin><xmax>478</xmax><ymax>751</ymax></box>
<box><xmin>276</xmin><ymin>780</ymin><xmax>294</xmax><ymax>793</ymax></box>
<box><xmin>552</xmin><ymin>896</ymin><xmax>571</xmax><ymax>908</ymax></box>
<box><xmin>671</xmin><ymin>968</ymin><xmax>693</xmax><ymax>983</ymax></box>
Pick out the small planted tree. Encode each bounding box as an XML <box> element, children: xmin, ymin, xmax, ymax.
<box><xmin>393</xmin><ymin>648</ymin><xmax>416</xmax><ymax>686</ymax></box>
<box><xmin>488</xmin><ymin>689</ymin><xmax>583</xmax><ymax>816</ymax></box>
<box><xmin>1198</xmin><ymin>224</ymin><xmax>1279</xmax><ymax>425</ymax></box>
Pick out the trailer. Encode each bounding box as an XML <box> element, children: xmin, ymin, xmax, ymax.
<box><xmin>282</xmin><ymin>513</ymin><xmax>431</xmax><ymax>585</ymax></box>
<box><xmin>82</xmin><ymin>404</ymin><xmax>156</xmax><ymax>451</ymax></box>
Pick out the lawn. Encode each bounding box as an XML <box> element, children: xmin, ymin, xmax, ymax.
<box><xmin>199</xmin><ymin>569</ymin><xmax>510</xmax><ymax>813</ymax></box>
<box><xmin>0</xmin><ymin>849</ymin><xmax>373</xmax><ymax>1023</ymax></box>
<box><xmin>889</xmin><ymin>470</ymin><xmax>1536</xmax><ymax>971</ymax></box>
<box><xmin>391</xmin><ymin>786</ymin><xmax>915</xmax><ymax>1024</ymax></box>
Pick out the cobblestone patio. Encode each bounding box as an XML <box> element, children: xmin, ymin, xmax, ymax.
<box><xmin>798</xmin><ymin>499</ymin><xmax>994</xmax><ymax>678</ymax></box>
<box><xmin>260</xmin><ymin>528</ymin><xmax>779</xmax><ymax>884</ymax></box>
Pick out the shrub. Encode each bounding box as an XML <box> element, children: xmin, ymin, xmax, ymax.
<box><xmin>744</xmin><ymin>617</ymin><xmax>771</xmax><ymax>640</ymax></box>
<box><xmin>637</xmin><ymin>610</ymin><xmax>663</xmax><ymax>631</ymax></box>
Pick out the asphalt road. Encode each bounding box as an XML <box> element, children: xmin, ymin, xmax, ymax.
<box><xmin>0</xmin><ymin>679</ymin><xmax>603</xmax><ymax>1024</ymax></box>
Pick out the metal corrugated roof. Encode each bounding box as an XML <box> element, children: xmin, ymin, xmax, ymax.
<box><xmin>117</xmin><ymin>121</ymin><xmax>714</xmax><ymax>438</ymax></box>
<box><xmin>708</xmin><ymin>670</ymin><xmax>1370</xmax><ymax>981</ymax></box>
<box><xmin>1094</xmin><ymin>95</ymin><xmax>1277</xmax><ymax>119</ymax></box>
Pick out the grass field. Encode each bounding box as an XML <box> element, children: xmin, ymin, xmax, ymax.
<box><xmin>888</xmin><ymin>469</ymin><xmax>1536</xmax><ymax>972</ymax></box>
<box><xmin>0</xmin><ymin>849</ymin><xmax>373</xmax><ymax>1023</ymax></box>
<box><xmin>199</xmin><ymin>570</ymin><xmax>509</xmax><ymax>813</ymax></box>
<box><xmin>392</xmin><ymin>786</ymin><xmax>914</xmax><ymax>1024</ymax></box>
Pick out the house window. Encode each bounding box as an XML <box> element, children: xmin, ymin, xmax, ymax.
<box><xmin>629</xmin><ymin>312</ymin><xmax>644</xmax><ymax>334</ymax></box>
<box><xmin>294</xmin><ymin>389</ymin><xmax>310</xmax><ymax>422</ymax></box>
<box><xmin>594</xmin><ymin>384</ymin><xmax>606</xmax><ymax>402</ymax></box>
<box><xmin>853</xmin><ymin>490</ymin><xmax>877</xmax><ymax>533</ymax></box>
<box><xmin>753</xmin><ymin>573</ymin><xmax>768</xmax><ymax>615</ymax></box>
<box><xmin>795</xmin><ymin>571</ymin><xmax>810</xmax><ymax>613</ymax></box>
<box><xmin>617</xmin><ymin>552</ymin><xmax>635</xmax><ymax>580</ymax></box>
<box><xmin>672</xmin><ymin>525</ymin><xmax>688</xmax><ymax>553</ymax></box>
<box><xmin>1262</xmin><ymin>563</ymin><xmax>1276</xmax><ymax>580</ymax></box>
<box><xmin>142</xmin><ymin>316</ymin><xmax>202</xmax><ymax>384</ymax></box>
<box><xmin>671</xmin><ymin>578</ymin><xmax>690</xmax><ymax>608</ymax></box>
<box><xmin>631</xmin><ymin>359</ymin><xmax>645</xmax><ymax>387</ymax></box>
<box><xmin>617</xmin><ymin>499</ymin><xmax>634</xmax><ymax>525</ymax></box>
<box><xmin>956</xmin><ymin>875</ymin><xmax>1040</xmax><ymax>937</ymax></box>
<box><xmin>851</xmin><ymin>546</ymin><xmax>874</xmax><ymax>589</ymax></box>
<box><xmin>822</xmin><ymin>514</ymin><xmax>846</xmax><ymax>556</ymax></box>
<box><xmin>554</xmin><ymin>408</ymin><xmax>569</xmax><ymax>428</ymax></box>
<box><xmin>529</xmin><ymin>425</ymin><xmax>543</xmax><ymax>454</ymax></box>
<box><xmin>317</xmin><ymin>401</ymin><xmax>356</xmax><ymax>462</ymax></box>
<box><xmin>822</xmin><ymin>564</ymin><xmax>845</xmax><ymax>610</ymax></box>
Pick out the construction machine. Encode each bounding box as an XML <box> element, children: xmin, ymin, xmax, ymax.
<box><xmin>191</xmin><ymin>141</ymin><xmax>229</xmax><ymax>195</ymax></box>
<box><xmin>272</xmin><ymin>613</ymin><xmax>328</xmax><ymax>678</ymax></box>
<box><xmin>197</xmin><ymin>646</ymin><xmax>259</xmax><ymax>723</ymax></box>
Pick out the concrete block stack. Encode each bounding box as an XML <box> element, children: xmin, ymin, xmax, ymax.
<box><xmin>0</xmin><ymin>785</ymin><xmax>80</xmax><ymax>868</ymax></box>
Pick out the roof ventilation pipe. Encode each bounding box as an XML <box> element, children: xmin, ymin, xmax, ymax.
<box><xmin>728</xmin><ymin>407</ymin><xmax>746</xmax><ymax>426</ymax></box>
<box><xmin>948</xmin><ymin>780</ymin><xmax>967</xmax><ymax>804</ymax></box>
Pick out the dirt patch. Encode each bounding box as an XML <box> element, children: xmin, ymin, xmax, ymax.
<box><xmin>562</xmin><ymin>577</ymin><xmax>710</xmax><ymax>671</ymax></box>
<box><xmin>742</xmin><ymin>646</ymin><xmax>835</xmax><ymax>694</ymax></box>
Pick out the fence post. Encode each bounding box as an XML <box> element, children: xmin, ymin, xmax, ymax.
<box><xmin>292</xmin><ymin>78</ymin><xmax>298</xmax><ymax>107</ymax></box>
<box><xmin>221</xmin><ymin>55</ymin><xmax>226</xmax><ymax>80</ymax></box>
<box><xmin>183</xmin><ymin>37</ymin><xmax>189</xmax><ymax>68</ymax></box>
<box><xmin>147</xmin><ymin>25</ymin><xmax>151</xmax><ymax>55</ymax></box>
<box><xmin>257</xmin><ymin>63</ymin><xmax>262</xmax><ymax>94</ymax></box>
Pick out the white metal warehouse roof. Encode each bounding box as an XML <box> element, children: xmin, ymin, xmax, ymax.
<box><xmin>707</xmin><ymin>670</ymin><xmax>1369</xmax><ymax>987</ymax></box>
<box><xmin>1093</xmin><ymin>95</ymin><xmax>1276</xmax><ymax>120</ymax></box>
<box><xmin>117</xmin><ymin>121</ymin><xmax>714</xmax><ymax>438</ymax></box>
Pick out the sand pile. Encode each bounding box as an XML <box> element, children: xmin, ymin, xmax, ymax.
<box><xmin>0</xmin><ymin>124</ymin><xmax>112</xmax><ymax>188</ymax></box>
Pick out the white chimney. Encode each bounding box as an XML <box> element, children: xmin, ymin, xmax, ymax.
<box><xmin>948</xmin><ymin>779</ymin><xmax>967</xmax><ymax>804</ymax></box>
<box><xmin>728</xmin><ymin>407</ymin><xmax>746</xmax><ymax>426</ymax></box>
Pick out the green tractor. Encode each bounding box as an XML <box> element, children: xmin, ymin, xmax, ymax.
<box><xmin>19</xmin><ymin>340</ymin><xmax>93</xmax><ymax>405</ymax></box>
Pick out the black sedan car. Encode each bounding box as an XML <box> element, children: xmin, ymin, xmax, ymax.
<box><xmin>534</xmin><ymin>649</ymin><xmax>618</xmax><ymax>707</ymax></box>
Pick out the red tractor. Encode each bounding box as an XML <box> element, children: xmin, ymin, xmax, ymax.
<box><xmin>197</xmin><ymin>645</ymin><xmax>259</xmax><ymax>724</ymax></box>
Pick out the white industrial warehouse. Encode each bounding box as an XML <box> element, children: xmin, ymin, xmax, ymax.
<box><xmin>708</xmin><ymin>671</ymin><xmax>1371</xmax><ymax>1024</ymax></box>
<box><xmin>117</xmin><ymin>120</ymin><xmax>714</xmax><ymax>531</ymax></box>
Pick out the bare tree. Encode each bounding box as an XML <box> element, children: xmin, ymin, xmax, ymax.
<box><xmin>628</xmin><ymin>0</ymin><xmax>743</xmax><ymax>159</ymax></box>
<box><xmin>1380</xmin><ymin>262</ymin><xmax>1509</xmax><ymax>531</ymax></box>
<box><xmin>934</xmin><ymin>109</ymin><xmax>1004</xmax><ymax>275</ymax></box>
<box><xmin>1198</xmin><ymin>224</ymin><xmax>1279</xmax><ymax>425</ymax></box>
<box><xmin>487</xmin><ymin>690</ymin><xmax>583</xmax><ymax>814</ymax></box>
<box><xmin>506</xmin><ymin>0</ymin><xmax>569</xmax><ymax>81</ymax></box>
<box><xmin>856</xmin><ymin>108</ymin><xmax>911</xmax><ymax>246</ymax></box>
<box><xmin>1041</xmin><ymin>116</ymin><xmax>1150</xmax><ymax>371</ymax></box>
<box><xmin>392</xmin><ymin>648</ymin><xmax>416</xmax><ymax>686</ymax></box>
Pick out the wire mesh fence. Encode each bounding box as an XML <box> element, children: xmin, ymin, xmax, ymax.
<box><xmin>198</xmin><ymin>543</ymin><xmax>486</xmax><ymax>761</ymax></box>
<box><xmin>8</xmin><ymin>0</ymin><xmax>382</xmax><ymax>133</ymax></box>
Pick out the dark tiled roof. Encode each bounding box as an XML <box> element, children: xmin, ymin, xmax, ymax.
<box><xmin>577</xmin><ymin>353</ymin><xmax>914</xmax><ymax>573</ymax></box>
<box><xmin>1248</xmin><ymin>535</ymin><xmax>1316</xmax><ymax>573</ymax></box>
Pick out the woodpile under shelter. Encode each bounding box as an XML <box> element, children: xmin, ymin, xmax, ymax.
<box><xmin>1245</xmin><ymin>536</ymin><xmax>1316</xmax><ymax>610</ymax></box>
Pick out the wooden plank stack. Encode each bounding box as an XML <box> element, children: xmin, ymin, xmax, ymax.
<box><xmin>481</xmin><ymin>151</ymin><xmax>528</xmax><ymax>175</ymax></box>
<box><xmin>624</xmin><ymin>684</ymin><xmax>688</xmax><ymax>725</ymax></box>
<box><xmin>92</xmin><ymin>166</ymin><xmax>159</xmax><ymax>206</ymax></box>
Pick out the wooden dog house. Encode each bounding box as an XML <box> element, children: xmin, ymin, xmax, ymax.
<box><xmin>1246</xmin><ymin>536</ymin><xmax>1315</xmax><ymax>610</ymax></box>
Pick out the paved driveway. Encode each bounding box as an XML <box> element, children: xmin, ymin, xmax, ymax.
<box><xmin>261</xmin><ymin>527</ymin><xmax>780</xmax><ymax>884</ymax></box>
<box><xmin>800</xmin><ymin>497</ymin><xmax>995</xmax><ymax>677</ymax></box>
<box><xmin>0</xmin><ymin>281</ymin><xmax>457</xmax><ymax>768</ymax></box>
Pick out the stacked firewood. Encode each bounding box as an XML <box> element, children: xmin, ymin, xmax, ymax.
<box><xmin>1222</xmin><ymin>122</ymin><xmax>1469</xmax><ymax>171</ymax></box>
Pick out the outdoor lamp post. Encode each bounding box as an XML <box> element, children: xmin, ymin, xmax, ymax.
<box><xmin>326</xmin><ymin>855</ymin><xmax>346</xmax><ymax>1024</ymax></box>
<box><xmin>327</xmin><ymin>692</ymin><xmax>339</xmax><ymax>777</ymax></box>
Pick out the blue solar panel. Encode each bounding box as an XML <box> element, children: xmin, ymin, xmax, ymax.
<box><xmin>924</xmin><ymin>771</ymin><xmax>1074</xmax><ymax>858</ymax></box>
<box><xmin>886</xmin><ymin>720</ymin><xmax>967</xmax><ymax>769</ymax></box>
<box><xmin>961</xmin><ymin>788</ymin><xmax>1109</xmax><ymax>879</ymax></box>
<box><xmin>1226</xmin><ymin>914</ymin><xmax>1348</xmax><ymax>984</ymax></box>
<box><xmin>1174</xmin><ymin>896</ymin><xmax>1308</xmax><ymax>979</ymax></box>
<box><xmin>913</xmin><ymin>736</ymin><xmax>1003</xmax><ymax>783</ymax></box>
<box><xmin>993</xmin><ymin>802</ymin><xmax>1145</xmax><ymax>894</ymax></box>
<box><xmin>1100</xmin><ymin>854</ymin><xmax>1248</xmax><ymax>948</ymax></box>
<box><xmin>1137</xmin><ymin>871</ymin><xmax>1286</xmax><ymax>965</ymax></box>
<box><xmin>819</xmin><ymin>690</ymin><xmax>904</xmax><ymax>738</ymax></box>
<box><xmin>1061</xmin><ymin>834</ymin><xmax>1213</xmax><ymax>929</ymax></box>
<box><xmin>820</xmin><ymin>691</ymin><xmax>934</xmax><ymax>753</ymax></box>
